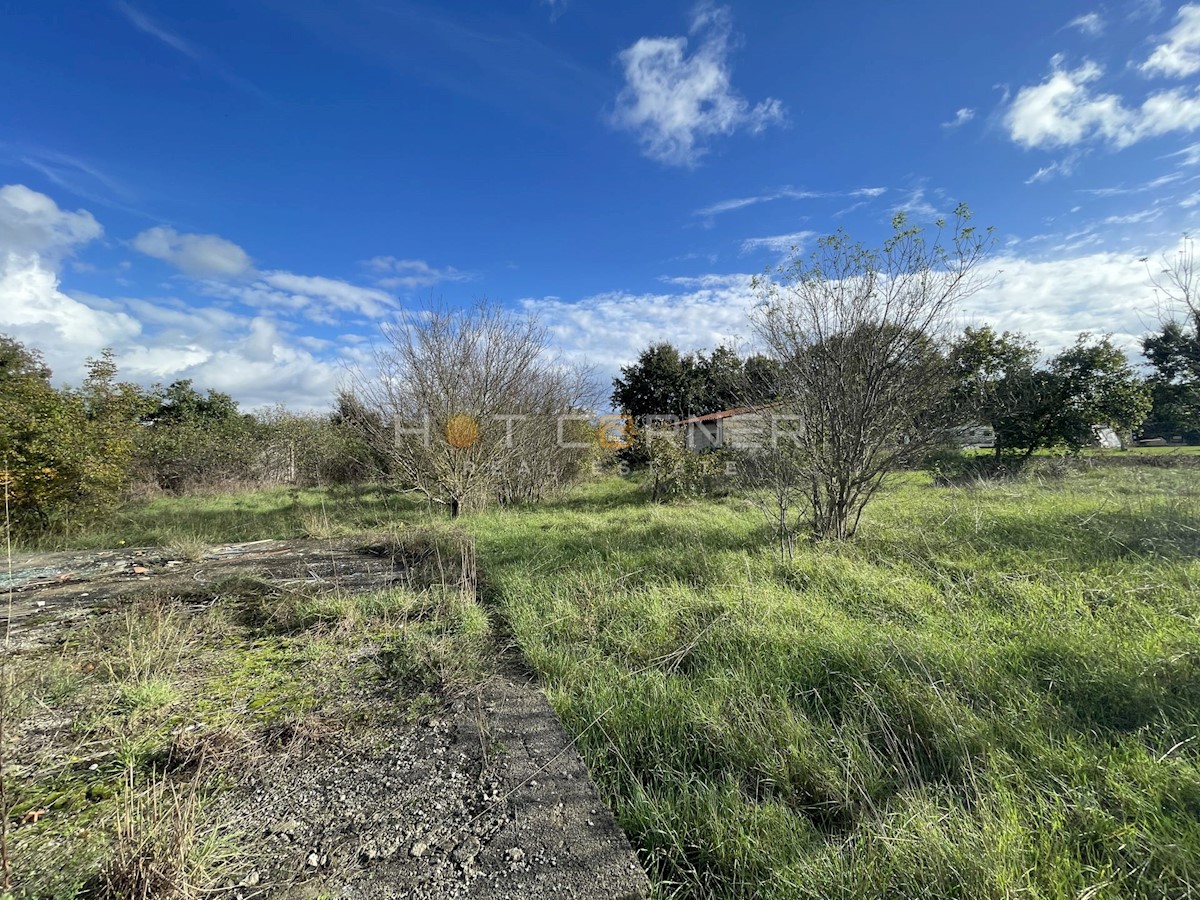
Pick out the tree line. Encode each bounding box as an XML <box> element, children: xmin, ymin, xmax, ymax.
<box><xmin>0</xmin><ymin>336</ymin><xmax>387</xmax><ymax>537</ymax></box>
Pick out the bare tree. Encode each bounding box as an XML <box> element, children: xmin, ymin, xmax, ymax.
<box><xmin>1145</xmin><ymin>234</ymin><xmax>1197</xmax><ymax>326</ymax></box>
<box><xmin>750</xmin><ymin>205</ymin><xmax>993</xmax><ymax>540</ymax></box>
<box><xmin>348</xmin><ymin>301</ymin><xmax>595</xmax><ymax>516</ymax></box>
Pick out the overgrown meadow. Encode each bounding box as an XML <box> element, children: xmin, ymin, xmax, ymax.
<box><xmin>13</xmin><ymin>456</ymin><xmax>1200</xmax><ymax>898</ymax></box>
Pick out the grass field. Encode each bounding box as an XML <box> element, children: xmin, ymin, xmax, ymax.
<box><xmin>13</xmin><ymin>457</ymin><xmax>1200</xmax><ymax>898</ymax></box>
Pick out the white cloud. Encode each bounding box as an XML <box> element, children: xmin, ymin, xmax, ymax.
<box><xmin>114</xmin><ymin>0</ymin><xmax>200</xmax><ymax>59</ymax></box>
<box><xmin>740</xmin><ymin>230</ymin><xmax>814</xmax><ymax>254</ymax></box>
<box><xmin>0</xmin><ymin>184</ymin><xmax>102</xmax><ymax>259</ymax></box>
<box><xmin>1026</xmin><ymin>155</ymin><xmax>1083</xmax><ymax>184</ymax></box>
<box><xmin>519</xmin><ymin>246</ymin><xmax>1167</xmax><ymax>390</ymax></box>
<box><xmin>1168</xmin><ymin>140</ymin><xmax>1200</xmax><ymax>163</ymax></box>
<box><xmin>942</xmin><ymin>107</ymin><xmax>976</xmax><ymax>128</ymax></box>
<box><xmin>0</xmin><ymin>185</ymin><xmax>351</xmax><ymax>409</ymax></box>
<box><xmin>0</xmin><ymin>252</ymin><xmax>345</xmax><ymax>410</ymax></box>
<box><xmin>251</xmin><ymin>271</ymin><xmax>397</xmax><ymax>319</ymax></box>
<box><xmin>694</xmin><ymin>185</ymin><xmax>885</xmax><ymax>220</ymax></box>
<box><xmin>521</xmin><ymin>275</ymin><xmax>759</xmax><ymax>377</ymax></box>
<box><xmin>891</xmin><ymin>187</ymin><xmax>940</xmax><ymax>219</ymax></box>
<box><xmin>1083</xmin><ymin>172</ymin><xmax>1182</xmax><ymax>194</ymax></box>
<box><xmin>364</xmin><ymin>256</ymin><xmax>472</xmax><ymax>290</ymax></box>
<box><xmin>1103</xmin><ymin>207</ymin><xmax>1164</xmax><ymax>224</ymax></box>
<box><xmin>133</xmin><ymin>225</ymin><xmax>253</xmax><ymax>278</ymax></box>
<box><xmin>1182</xmin><ymin>189</ymin><xmax>1200</xmax><ymax>205</ymax></box>
<box><xmin>611</xmin><ymin>2</ymin><xmax>784</xmax><ymax>167</ymax></box>
<box><xmin>0</xmin><ymin>255</ymin><xmax>143</xmax><ymax>365</ymax></box>
<box><xmin>1006</xmin><ymin>55</ymin><xmax>1200</xmax><ymax>150</ymax></box>
<box><xmin>1069</xmin><ymin>12</ymin><xmax>1106</xmax><ymax>36</ymax></box>
<box><xmin>964</xmin><ymin>251</ymin><xmax>1157</xmax><ymax>353</ymax></box>
<box><xmin>1141</xmin><ymin>3</ymin><xmax>1200</xmax><ymax>77</ymax></box>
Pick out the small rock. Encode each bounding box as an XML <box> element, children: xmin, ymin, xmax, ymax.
<box><xmin>410</xmin><ymin>840</ymin><xmax>429</xmax><ymax>858</ymax></box>
<box><xmin>504</xmin><ymin>847</ymin><xmax>525</xmax><ymax>864</ymax></box>
<box><xmin>268</xmin><ymin>819</ymin><xmax>301</xmax><ymax>837</ymax></box>
<box><xmin>240</xmin><ymin>871</ymin><xmax>261</xmax><ymax>887</ymax></box>
<box><xmin>452</xmin><ymin>836</ymin><xmax>481</xmax><ymax>865</ymax></box>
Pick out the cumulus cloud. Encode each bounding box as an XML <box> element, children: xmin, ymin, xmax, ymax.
<box><xmin>133</xmin><ymin>225</ymin><xmax>253</xmax><ymax>278</ymax></box>
<box><xmin>1141</xmin><ymin>3</ymin><xmax>1200</xmax><ymax>77</ymax></box>
<box><xmin>0</xmin><ymin>185</ymin><xmax>349</xmax><ymax>409</ymax></box>
<box><xmin>521</xmin><ymin>274</ymin><xmax>759</xmax><ymax>378</ymax></box>
<box><xmin>1006</xmin><ymin>55</ymin><xmax>1200</xmax><ymax>150</ymax></box>
<box><xmin>0</xmin><ymin>184</ymin><xmax>102</xmax><ymax>259</ymax></box>
<box><xmin>518</xmin><ymin>247</ymin><xmax>1167</xmax><ymax>392</ymax></box>
<box><xmin>129</xmin><ymin>226</ymin><xmax>403</xmax><ymax>321</ymax></box>
<box><xmin>942</xmin><ymin>108</ymin><xmax>976</xmax><ymax>129</ymax></box>
<box><xmin>611</xmin><ymin>2</ymin><xmax>784</xmax><ymax>166</ymax></box>
<box><xmin>364</xmin><ymin>256</ymin><xmax>472</xmax><ymax>290</ymax></box>
<box><xmin>964</xmin><ymin>251</ymin><xmax>1155</xmax><ymax>353</ymax></box>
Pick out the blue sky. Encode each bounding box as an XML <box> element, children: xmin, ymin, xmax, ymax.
<box><xmin>2</xmin><ymin>0</ymin><xmax>1199</xmax><ymax>408</ymax></box>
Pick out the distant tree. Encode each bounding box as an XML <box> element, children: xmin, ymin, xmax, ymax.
<box><xmin>695</xmin><ymin>345</ymin><xmax>745</xmax><ymax>412</ymax></box>
<box><xmin>948</xmin><ymin>325</ymin><xmax>1040</xmax><ymax>455</ymax></box>
<box><xmin>752</xmin><ymin>206</ymin><xmax>994</xmax><ymax>540</ymax></box>
<box><xmin>611</xmin><ymin>342</ymin><xmax>699</xmax><ymax>421</ymax></box>
<box><xmin>951</xmin><ymin>328</ymin><xmax>1152</xmax><ymax>458</ymax></box>
<box><xmin>742</xmin><ymin>354</ymin><xmax>781</xmax><ymax>404</ymax></box>
<box><xmin>1142</xmin><ymin>236</ymin><xmax>1200</xmax><ymax>441</ymax></box>
<box><xmin>0</xmin><ymin>338</ymin><xmax>147</xmax><ymax>534</ymax></box>
<box><xmin>136</xmin><ymin>379</ymin><xmax>257</xmax><ymax>492</ymax></box>
<box><xmin>612</xmin><ymin>342</ymin><xmax>778</xmax><ymax>421</ymax></box>
<box><xmin>143</xmin><ymin>379</ymin><xmax>241</xmax><ymax>426</ymax></box>
<box><xmin>1031</xmin><ymin>335</ymin><xmax>1150</xmax><ymax>453</ymax></box>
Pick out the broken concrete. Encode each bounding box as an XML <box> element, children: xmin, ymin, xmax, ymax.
<box><xmin>3</xmin><ymin>539</ymin><xmax>650</xmax><ymax>899</ymax></box>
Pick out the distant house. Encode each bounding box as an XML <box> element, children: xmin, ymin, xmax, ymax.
<box><xmin>951</xmin><ymin>424</ymin><xmax>995</xmax><ymax>450</ymax></box>
<box><xmin>671</xmin><ymin>406</ymin><xmax>785</xmax><ymax>452</ymax></box>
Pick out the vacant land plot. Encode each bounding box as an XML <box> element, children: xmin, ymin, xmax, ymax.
<box><xmin>6</xmin><ymin>457</ymin><xmax>1200</xmax><ymax>898</ymax></box>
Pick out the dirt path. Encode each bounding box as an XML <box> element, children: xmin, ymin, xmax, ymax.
<box><xmin>4</xmin><ymin>540</ymin><xmax>649</xmax><ymax>899</ymax></box>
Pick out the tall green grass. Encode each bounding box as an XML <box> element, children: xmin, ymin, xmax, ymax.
<box><xmin>468</xmin><ymin>466</ymin><xmax>1200</xmax><ymax>898</ymax></box>
<box><xmin>29</xmin><ymin>463</ymin><xmax>1200</xmax><ymax>898</ymax></box>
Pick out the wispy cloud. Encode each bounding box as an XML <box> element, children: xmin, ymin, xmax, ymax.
<box><xmin>1102</xmin><ymin>207</ymin><xmax>1164</xmax><ymax>224</ymax></box>
<box><xmin>364</xmin><ymin>256</ymin><xmax>473</xmax><ymax>290</ymax></box>
<box><xmin>610</xmin><ymin>3</ymin><xmax>784</xmax><ymax>167</ymax></box>
<box><xmin>1026</xmin><ymin>152</ymin><xmax>1083</xmax><ymax>184</ymax></box>
<box><xmin>739</xmin><ymin>230</ymin><xmax>815</xmax><ymax>255</ymax></box>
<box><xmin>541</xmin><ymin>0</ymin><xmax>570</xmax><ymax>20</ymax></box>
<box><xmin>694</xmin><ymin>185</ymin><xmax>885</xmax><ymax>220</ymax></box>
<box><xmin>891</xmin><ymin>187</ymin><xmax>940</xmax><ymax>219</ymax></box>
<box><xmin>1068</xmin><ymin>11</ymin><xmax>1106</xmax><ymax>36</ymax></box>
<box><xmin>114</xmin><ymin>1</ymin><xmax>268</xmax><ymax>100</ymax></box>
<box><xmin>942</xmin><ymin>107</ymin><xmax>976</xmax><ymax>129</ymax></box>
<box><xmin>1081</xmin><ymin>172</ymin><xmax>1182</xmax><ymax>195</ymax></box>
<box><xmin>1167</xmin><ymin>140</ymin><xmax>1200</xmax><ymax>164</ymax></box>
<box><xmin>6</xmin><ymin>145</ymin><xmax>150</xmax><ymax>218</ymax></box>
